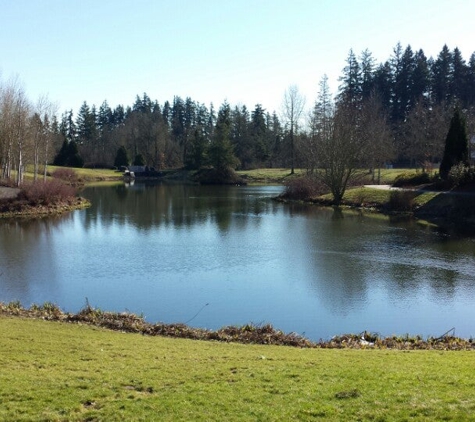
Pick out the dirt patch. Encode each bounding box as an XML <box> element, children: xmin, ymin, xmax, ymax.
<box><xmin>0</xmin><ymin>187</ymin><xmax>20</xmax><ymax>200</ymax></box>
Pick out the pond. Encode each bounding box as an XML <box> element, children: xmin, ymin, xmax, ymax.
<box><xmin>1</xmin><ymin>182</ymin><xmax>475</xmax><ymax>340</ymax></box>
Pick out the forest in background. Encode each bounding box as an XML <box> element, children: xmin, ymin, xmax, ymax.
<box><xmin>1</xmin><ymin>43</ymin><xmax>475</xmax><ymax>186</ymax></box>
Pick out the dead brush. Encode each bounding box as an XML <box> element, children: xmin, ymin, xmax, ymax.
<box><xmin>1</xmin><ymin>301</ymin><xmax>474</xmax><ymax>350</ymax></box>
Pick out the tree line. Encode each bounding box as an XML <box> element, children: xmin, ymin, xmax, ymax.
<box><xmin>1</xmin><ymin>43</ymin><xmax>474</xmax><ymax>189</ymax></box>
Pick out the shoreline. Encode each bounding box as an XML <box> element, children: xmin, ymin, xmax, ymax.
<box><xmin>0</xmin><ymin>196</ymin><xmax>90</xmax><ymax>219</ymax></box>
<box><xmin>1</xmin><ymin>301</ymin><xmax>473</xmax><ymax>350</ymax></box>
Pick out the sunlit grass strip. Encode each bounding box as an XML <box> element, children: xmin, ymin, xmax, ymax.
<box><xmin>237</xmin><ymin>168</ymin><xmax>411</xmax><ymax>185</ymax></box>
<box><xmin>1</xmin><ymin>315</ymin><xmax>475</xmax><ymax>421</ymax></box>
<box><xmin>319</xmin><ymin>187</ymin><xmax>439</xmax><ymax>209</ymax></box>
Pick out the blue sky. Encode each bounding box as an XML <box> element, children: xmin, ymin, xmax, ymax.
<box><xmin>1</xmin><ymin>0</ymin><xmax>474</xmax><ymax>115</ymax></box>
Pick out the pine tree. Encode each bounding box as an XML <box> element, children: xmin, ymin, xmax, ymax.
<box><xmin>230</xmin><ymin>105</ymin><xmax>251</xmax><ymax>168</ymax></box>
<box><xmin>337</xmin><ymin>49</ymin><xmax>362</xmax><ymax>106</ymax></box>
<box><xmin>209</xmin><ymin>102</ymin><xmax>239</xmax><ymax>171</ymax></box>
<box><xmin>451</xmin><ymin>47</ymin><xmax>468</xmax><ymax>105</ymax></box>
<box><xmin>432</xmin><ymin>45</ymin><xmax>453</xmax><ymax>105</ymax></box>
<box><xmin>250</xmin><ymin>104</ymin><xmax>268</xmax><ymax>164</ymax></box>
<box><xmin>439</xmin><ymin>108</ymin><xmax>469</xmax><ymax>179</ymax></box>
<box><xmin>360</xmin><ymin>49</ymin><xmax>376</xmax><ymax>101</ymax></box>
<box><xmin>114</xmin><ymin>146</ymin><xmax>129</xmax><ymax>168</ymax></box>
<box><xmin>53</xmin><ymin>140</ymin><xmax>84</xmax><ymax>167</ymax></box>
<box><xmin>67</xmin><ymin>140</ymin><xmax>84</xmax><ymax>168</ymax></box>
<box><xmin>133</xmin><ymin>154</ymin><xmax>145</xmax><ymax>166</ymax></box>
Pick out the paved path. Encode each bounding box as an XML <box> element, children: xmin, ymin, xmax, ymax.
<box><xmin>364</xmin><ymin>184</ymin><xmax>475</xmax><ymax>196</ymax></box>
<box><xmin>364</xmin><ymin>184</ymin><xmax>403</xmax><ymax>190</ymax></box>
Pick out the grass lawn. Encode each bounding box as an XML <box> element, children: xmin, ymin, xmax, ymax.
<box><xmin>237</xmin><ymin>168</ymin><xmax>413</xmax><ymax>185</ymax></box>
<box><xmin>236</xmin><ymin>168</ymin><xmax>305</xmax><ymax>184</ymax></box>
<box><xmin>48</xmin><ymin>166</ymin><xmax>122</xmax><ymax>182</ymax></box>
<box><xmin>1</xmin><ymin>316</ymin><xmax>474</xmax><ymax>421</ymax></box>
<box><xmin>340</xmin><ymin>187</ymin><xmax>440</xmax><ymax>208</ymax></box>
<box><xmin>13</xmin><ymin>166</ymin><xmax>412</xmax><ymax>186</ymax></box>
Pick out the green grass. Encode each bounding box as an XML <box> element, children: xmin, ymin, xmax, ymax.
<box><xmin>338</xmin><ymin>187</ymin><xmax>439</xmax><ymax>208</ymax></box>
<box><xmin>48</xmin><ymin>166</ymin><xmax>122</xmax><ymax>182</ymax></box>
<box><xmin>17</xmin><ymin>166</ymin><xmax>410</xmax><ymax>186</ymax></box>
<box><xmin>1</xmin><ymin>316</ymin><xmax>475</xmax><ymax>421</ymax></box>
<box><xmin>17</xmin><ymin>166</ymin><xmax>122</xmax><ymax>184</ymax></box>
<box><xmin>236</xmin><ymin>168</ymin><xmax>411</xmax><ymax>185</ymax></box>
<box><xmin>236</xmin><ymin>168</ymin><xmax>305</xmax><ymax>184</ymax></box>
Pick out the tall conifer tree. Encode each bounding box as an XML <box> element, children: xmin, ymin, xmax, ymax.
<box><xmin>439</xmin><ymin>108</ymin><xmax>469</xmax><ymax>179</ymax></box>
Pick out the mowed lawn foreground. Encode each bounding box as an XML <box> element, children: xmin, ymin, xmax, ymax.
<box><xmin>1</xmin><ymin>317</ymin><xmax>475</xmax><ymax>421</ymax></box>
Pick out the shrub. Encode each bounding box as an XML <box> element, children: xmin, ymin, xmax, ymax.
<box><xmin>281</xmin><ymin>176</ymin><xmax>326</xmax><ymax>200</ymax></box>
<box><xmin>52</xmin><ymin>168</ymin><xmax>79</xmax><ymax>185</ymax></box>
<box><xmin>393</xmin><ymin>172</ymin><xmax>433</xmax><ymax>187</ymax></box>
<box><xmin>194</xmin><ymin>167</ymin><xmax>245</xmax><ymax>185</ymax></box>
<box><xmin>387</xmin><ymin>190</ymin><xmax>416</xmax><ymax>212</ymax></box>
<box><xmin>448</xmin><ymin>163</ymin><xmax>473</xmax><ymax>187</ymax></box>
<box><xmin>21</xmin><ymin>179</ymin><xmax>76</xmax><ymax>206</ymax></box>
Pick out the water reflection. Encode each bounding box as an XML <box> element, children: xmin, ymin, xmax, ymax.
<box><xmin>81</xmin><ymin>183</ymin><xmax>279</xmax><ymax>233</ymax></box>
<box><xmin>0</xmin><ymin>217</ymin><xmax>66</xmax><ymax>304</ymax></box>
<box><xmin>1</xmin><ymin>182</ymin><xmax>475</xmax><ymax>340</ymax></box>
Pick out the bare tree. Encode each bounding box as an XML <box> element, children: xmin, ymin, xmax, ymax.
<box><xmin>282</xmin><ymin>85</ymin><xmax>305</xmax><ymax>174</ymax></box>
<box><xmin>403</xmin><ymin>100</ymin><xmax>449</xmax><ymax>170</ymax></box>
<box><xmin>0</xmin><ymin>77</ymin><xmax>31</xmax><ymax>185</ymax></box>
<box><xmin>306</xmin><ymin>75</ymin><xmax>333</xmax><ymax>173</ymax></box>
<box><xmin>360</xmin><ymin>93</ymin><xmax>394</xmax><ymax>183</ymax></box>
<box><xmin>30</xmin><ymin>95</ymin><xmax>58</xmax><ymax>181</ymax></box>
<box><xmin>317</xmin><ymin>100</ymin><xmax>367</xmax><ymax>204</ymax></box>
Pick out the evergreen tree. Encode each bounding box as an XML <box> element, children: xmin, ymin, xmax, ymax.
<box><xmin>432</xmin><ymin>45</ymin><xmax>453</xmax><ymax>104</ymax></box>
<box><xmin>337</xmin><ymin>49</ymin><xmax>362</xmax><ymax>106</ymax></box>
<box><xmin>250</xmin><ymin>104</ymin><xmax>268</xmax><ymax>164</ymax></box>
<box><xmin>373</xmin><ymin>61</ymin><xmax>392</xmax><ymax>112</ymax></box>
<box><xmin>183</xmin><ymin>97</ymin><xmax>196</xmax><ymax>165</ymax></box>
<box><xmin>133</xmin><ymin>154</ymin><xmax>145</xmax><ymax>166</ymax></box>
<box><xmin>209</xmin><ymin>102</ymin><xmax>239</xmax><ymax>171</ymax></box>
<box><xmin>390</xmin><ymin>43</ymin><xmax>413</xmax><ymax>123</ymax></box>
<box><xmin>67</xmin><ymin>140</ymin><xmax>84</xmax><ymax>168</ymax></box>
<box><xmin>411</xmin><ymin>49</ymin><xmax>430</xmax><ymax>103</ymax></box>
<box><xmin>266</xmin><ymin>112</ymin><xmax>283</xmax><ymax>167</ymax></box>
<box><xmin>439</xmin><ymin>107</ymin><xmax>469</xmax><ymax>179</ymax></box>
<box><xmin>53</xmin><ymin>140</ymin><xmax>84</xmax><ymax>167</ymax></box>
<box><xmin>59</xmin><ymin>110</ymin><xmax>76</xmax><ymax>143</ymax></box>
<box><xmin>112</xmin><ymin>105</ymin><xmax>126</xmax><ymax>126</ymax></box>
<box><xmin>360</xmin><ymin>49</ymin><xmax>376</xmax><ymax>101</ymax></box>
<box><xmin>396</xmin><ymin>45</ymin><xmax>416</xmax><ymax>121</ymax></box>
<box><xmin>114</xmin><ymin>146</ymin><xmax>129</xmax><ymax>168</ymax></box>
<box><xmin>451</xmin><ymin>47</ymin><xmax>468</xmax><ymax>105</ymax></box>
<box><xmin>185</xmin><ymin>128</ymin><xmax>208</xmax><ymax>169</ymax></box>
<box><xmin>467</xmin><ymin>52</ymin><xmax>475</xmax><ymax>106</ymax></box>
<box><xmin>76</xmin><ymin>101</ymin><xmax>97</xmax><ymax>144</ymax></box>
<box><xmin>230</xmin><ymin>105</ymin><xmax>251</xmax><ymax>168</ymax></box>
<box><xmin>171</xmin><ymin>96</ymin><xmax>185</xmax><ymax>164</ymax></box>
<box><xmin>53</xmin><ymin>139</ymin><xmax>69</xmax><ymax>166</ymax></box>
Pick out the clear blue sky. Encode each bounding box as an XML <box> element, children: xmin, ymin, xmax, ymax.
<box><xmin>1</xmin><ymin>0</ymin><xmax>474</xmax><ymax>115</ymax></box>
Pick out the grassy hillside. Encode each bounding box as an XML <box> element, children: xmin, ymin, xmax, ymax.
<box><xmin>1</xmin><ymin>316</ymin><xmax>474</xmax><ymax>421</ymax></box>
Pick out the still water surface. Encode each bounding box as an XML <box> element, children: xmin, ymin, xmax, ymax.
<box><xmin>1</xmin><ymin>182</ymin><xmax>475</xmax><ymax>340</ymax></box>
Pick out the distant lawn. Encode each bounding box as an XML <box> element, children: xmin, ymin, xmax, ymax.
<box><xmin>19</xmin><ymin>165</ymin><xmax>122</xmax><ymax>184</ymax></box>
<box><xmin>1</xmin><ymin>316</ymin><xmax>474</xmax><ymax>421</ymax></box>
<box><xmin>48</xmin><ymin>166</ymin><xmax>122</xmax><ymax>182</ymax></box>
<box><xmin>13</xmin><ymin>166</ymin><xmax>412</xmax><ymax>186</ymax></box>
<box><xmin>236</xmin><ymin>168</ymin><xmax>305</xmax><ymax>184</ymax></box>
<box><xmin>339</xmin><ymin>187</ymin><xmax>439</xmax><ymax>208</ymax></box>
<box><xmin>237</xmin><ymin>168</ymin><xmax>414</xmax><ymax>185</ymax></box>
